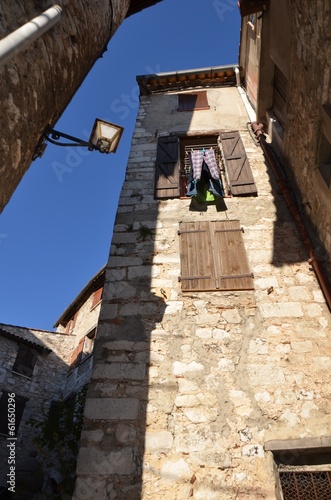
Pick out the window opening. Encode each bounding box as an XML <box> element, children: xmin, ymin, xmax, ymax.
<box><xmin>274</xmin><ymin>448</ymin><xmax>331</xmax><ymax>500</ymax></box>
<box><xmin>317</xmin><ymin>132</ymin><xmax>331</xmax><ymax>187</ymax></box>
<box><xmin>12</xmin><ymin>344</ymin><xmax>38</xmax><ymax>378</ymax></box>
<box><xmin>178</xmin><ymin>91</ymin><xmax>210</xmax><ymax>111</ymax></box>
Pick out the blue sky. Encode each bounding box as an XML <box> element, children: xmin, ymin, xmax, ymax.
<box><xmin>0</xmin><ymin>0</ymin><xmax>240</xmax><ymax>330</ymax></box>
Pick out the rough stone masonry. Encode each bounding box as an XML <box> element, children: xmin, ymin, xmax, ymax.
<box><xmin>73</xmin><ymin>82</ymin><xmax>331</xmax><ymax>499</ymax></box>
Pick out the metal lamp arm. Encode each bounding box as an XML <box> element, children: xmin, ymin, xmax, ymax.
<box><xmin>45</xmin><ymin>126</ymin><xmax>96</xmax><ymax>150</ymax></box>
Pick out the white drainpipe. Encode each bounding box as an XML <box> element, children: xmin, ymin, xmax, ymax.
<box><xmin>234</xmin><ymin>66</ymin><xmax>257</xmax><ymax>123</ymax></box>
<box><xmin>0</xmin><ymin>5</ymin><xmax>62</xmax><ymax>67</ymax></box>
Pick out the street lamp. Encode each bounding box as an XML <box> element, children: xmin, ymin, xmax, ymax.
<box><xmin>34</xmin><ymin>118</ymin><xmax>124</xmax><ymax>159</ymax></box>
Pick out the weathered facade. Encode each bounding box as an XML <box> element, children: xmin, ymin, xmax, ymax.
<box><xmin>74</xmin><ymin>65</ymin><xmax>331</xmax><ymax>499</ymax></box>
<box><xmin>239</xmin><ymin>0</ymin><xmax>331</xmax><ymax>281</ymax></box>
<box><xmin>0</xmin><ymin>267</ymin><xmax>104</xmax><ymax>496</ymax></box>
<box><xmin>0</xmin><ymin>0</ymin><xmax>163</xmax><ymax>213</ymax></box>
<box><xmin>54</xmin><ymin>266</ymin><xmax>105</xmax><ymax>398</ymax></box>
<box><xmin>0</xmin><ymin>324</ymin><xmax>74</xmax><ymax>495</ymax></box>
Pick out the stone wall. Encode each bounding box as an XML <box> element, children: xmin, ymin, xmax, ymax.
<box><xmin>0</xmin><ymin>325</ymin><xmax>74</xmax><ymax>488</ymax></box>
<box><xmin>284</xmin><ymin>0</ymin><xmax>331</xmax><ymax>269</ymax></box>
<box><xmin>74</xmin><ymin>84</ymin><xmax>331</xmax><ymax>499</ymax></box>
<box><xmin>0</xmin><ymin>0</ymin><xmax>130</xmax><ymax>213</ymax></box>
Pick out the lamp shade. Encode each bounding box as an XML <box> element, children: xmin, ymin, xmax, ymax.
<box><xmin>89</xmin><ymin>118</ymin><xmax>124</xmax><ymax>153</ymax></box>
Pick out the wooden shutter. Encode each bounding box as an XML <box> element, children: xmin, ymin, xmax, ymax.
<box><xmin>213</xmin><ymin>220</ymin><xmax>254</xmax><ymax>290</ymax></box>
<box><xmin>155</xmin><ymin>136</ymin><xmax>180</xmax><ymax>199</ymax></box>
<box><xmin>273</xmin><ymin>65</ymin><xmax>288</xmax><ymax>129</ymax></box>
<box><xmin>69</xmin><ymin>337</ymin><xmax>84</xmax><ymax>371</ymax></box>
<box><xmin>12</xmin><ymin>345</ymin><xmax>38</xmax><ymax>378</ymax></box>
<box><xmin>239</xmin><ymin>0</ymin><xmax>269</xmax><ymax>17</ymax></box>
<box><xmin>178</xmin><ymin>91</ymin><xmax>209</xmax><ymax>111</ymax></box>
<box><xmin>179</xmin><ymin>220</ymin><xmax>254</xmax><ymax>291</ymax></box>
<box><xmin>178</xmin><ymin>221</ymin><xmax>216</xmax><ymax>291</ymax></box>
<box><xmin>91</xmin><ymin>287</ymin><xmax>103</xmax><ymax>309</ymax></box>
<box><xmin>220</xmin><ymin>131</ymin><xmax>257</xmax><ymax>196</ymax></box>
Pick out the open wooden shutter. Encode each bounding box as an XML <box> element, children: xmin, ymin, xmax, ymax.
<box><xmin>179</xmin><ymin>220</ymin><xmax>254</xmax><ymax>291</ymax></box>
<box><xmin>213</xmin><ymin>220</ymin><xmax>254</xmax><ymax>290</ymax></box>
<box><xmin>155</xmin><ymin>136</ymin><xmax>180</xmax><ymax>199</ymax></box>
<box><xmin>69</xmin><ymin>337</ymin><xmax>84</xmax><ymax>371</ymax></box>
<box><xmin>220</xmin><ymin>131</ymin><xmax>257</xmax><ymax>196</ymax></box>
<box><xmin>91</xmin><ymin>287</ymin><xmax>103</xmax><ymax>309</ymax></box>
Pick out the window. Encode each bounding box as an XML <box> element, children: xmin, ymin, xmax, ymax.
<box><xmin>178</xmin><ymin>91</ymin><xmax>209</xmax><ymax>111</ymax></box>
<box><xmin>91</xmin><ymin>287</ymin><xmax>103</xmax><ymax>309</ymax></box>
<box><xmin>178</xmin><ymin>220</ymin><xmax>254</xmax><ymax>291</ymax></box>
<box><xmin>272</xmin><ymin>64</ymin><xmax>288</xmax><ymax>130</ymax></box>
<box><xmin>266</xmin><ymin>438</ymin><xmax>331</xmax><ymax>500</ymax></box>
<box><xmin>0</xmin><ymin>391</ymin><xmax>28</xmax><ymax>436</ymax></box>
<box><xmin>82</xmin><ymin>328</ymin><xmax>96</xmax><ymax>359</ymax></box>
<box><xmin>12</xmin><ymin>344</ymin><xmax>38</xmax><ymax>378</ymax></box>
<box><xmin>65</xmin><ymin>312</ymin><xmax>78</xmax><ymax>334</ymax></box>
<box><xmin>155</xmin><ymin>133</ymin><xmax>257</xmax><ymax>199</ymax></box>
<box><xmin>317</xmin><ymin>132</ymin><xmax>331</xmax><ymax>187</ymax></box>
<box><xmin>68</xmin><ymin>328</ymin><xmax>96</xmax><ymax>371</ymax></box>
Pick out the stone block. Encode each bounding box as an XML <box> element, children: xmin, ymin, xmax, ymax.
<box><xmin>247</xmin><ymin>364</ymin><xmax>285</xmax><ymax>386</ymax></box>
<box><xmin>160</xmin><ymin>458</ymin><xmax>190</xmax><ymax>482</ymax></box>
<box><xmin>84</xmin><ymin>397</ymin><xmax>139</xmax><ymax>420</ymax></box>
<box><xmin>172</xmin><ymin>361</ymin><xmax>204</xmax><ymax>375</ymax></box>
<box><xmin>93</xmin><ymin>362</ymin><xmax>146</xmax><ymax>381</ymax></box>
<box><xmin>76</xmin><ymin>447</ymin><xmax>135</xmax><ymax>475</ymax></box>
<box><xmin>145</xmin><ymin>430</ymin><xmax>173</xmax><ymax>452</ymax></box>
<box><xmin>259</xmin><ymin>302</ymin><xmax>303</xmax><ymax>318</ymax></box>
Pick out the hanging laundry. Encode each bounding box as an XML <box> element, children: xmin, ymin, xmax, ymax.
<box><xmin>186</xmin><ymin>148</ymin><xmax>224</xmax><ymax>199</ymax></box>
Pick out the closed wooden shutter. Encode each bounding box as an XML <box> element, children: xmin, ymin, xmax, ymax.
<box><xmin>220</xmin><ymin>131</ymin><xmax>257</xmax><ymax>196</ymax></box>
<box><xmin>213</xmin><ymin>220</ymin><xmax>254</xmax><ymax>290</ymax></box>
<box><xmin>12</xmin><ymin>345</ymin><xmax>38</xmax><ymax>378</ymax></box>
<box><xmin>179</xmin><ymin>220</ymin><xmax>254</xmax><ymax>291</ymax></box>
<box><xmin>178</xmin><ymin>221</ymin><xmax>216</xmax><ymax>291</ymax></box>
<box><xmin>69</xmin><ymin>337</ymin><xmax>84</xmax><ymax>371</ymax></box>
<box><xmin>178</xmin><ymin>91</ymin><xmax>209</xmax><ymax>111</ymax></box>
<box><xmin>155</xmin><ymin>136</ymin><xmax>180</xmax><ymax>199</ymax></box>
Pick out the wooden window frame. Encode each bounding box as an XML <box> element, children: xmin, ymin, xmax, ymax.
<box><xmin>12</xmin><ymin>344</ymin><xmax>38</xmax><ymax>378</ymax></box>
<box><xmin>155</xmin><ymin>133</ymin><xmax>257</xmax><ymax>200</ymax></box>
<box><xmin>178</xmin><ymin>219</ymin><xmax>254</xmax><ymax>292</ymax></box>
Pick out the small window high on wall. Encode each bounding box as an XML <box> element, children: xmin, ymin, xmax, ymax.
<box><xmin>178</xmin><ymin>220</ymin><xmax>254</xmax><ymax>292</ymax></box>
<box><xmin>177</xmin><ymin>91</ymin><xmax>209</xmax><ymax>111</ymax></box>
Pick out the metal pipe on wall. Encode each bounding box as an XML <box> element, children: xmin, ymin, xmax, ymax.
<box><xmin>251</xmin><ymin>121</ymin><xmax>331</xmax><ymax>311</ymax></box>
<box><xmin>0</xmin><ymin>5</ymin><xmax>63</xmax><ymax>68</ymax></box>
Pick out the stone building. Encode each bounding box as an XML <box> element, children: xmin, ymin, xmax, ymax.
<box><xmin>0</xmin><ymin>266</ymin><xmax>105</xmax><ymax>496</ymax></box>
<box><xmin>54</xmin><ymin>265</ymin><xmax>106</xmax><ymax>398</ymax></box>
<box><xmin>73</xmin><ymin>62</ymin><xmax>331</xmax><ymax>499</ymax></box>
<box><xmin>239</xmin><ymin>0</ymin><xmax>331</xmax><ymax>282</ymax></box>
<box><xmin>0</xmin><ymin>0</ymin><xmax>163</xmax><ymax>213</ymax></box>
<box><xmin>0</xmin><ymin>323</ymin><xmax>74</xmax><ymax>494</ymax></box>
